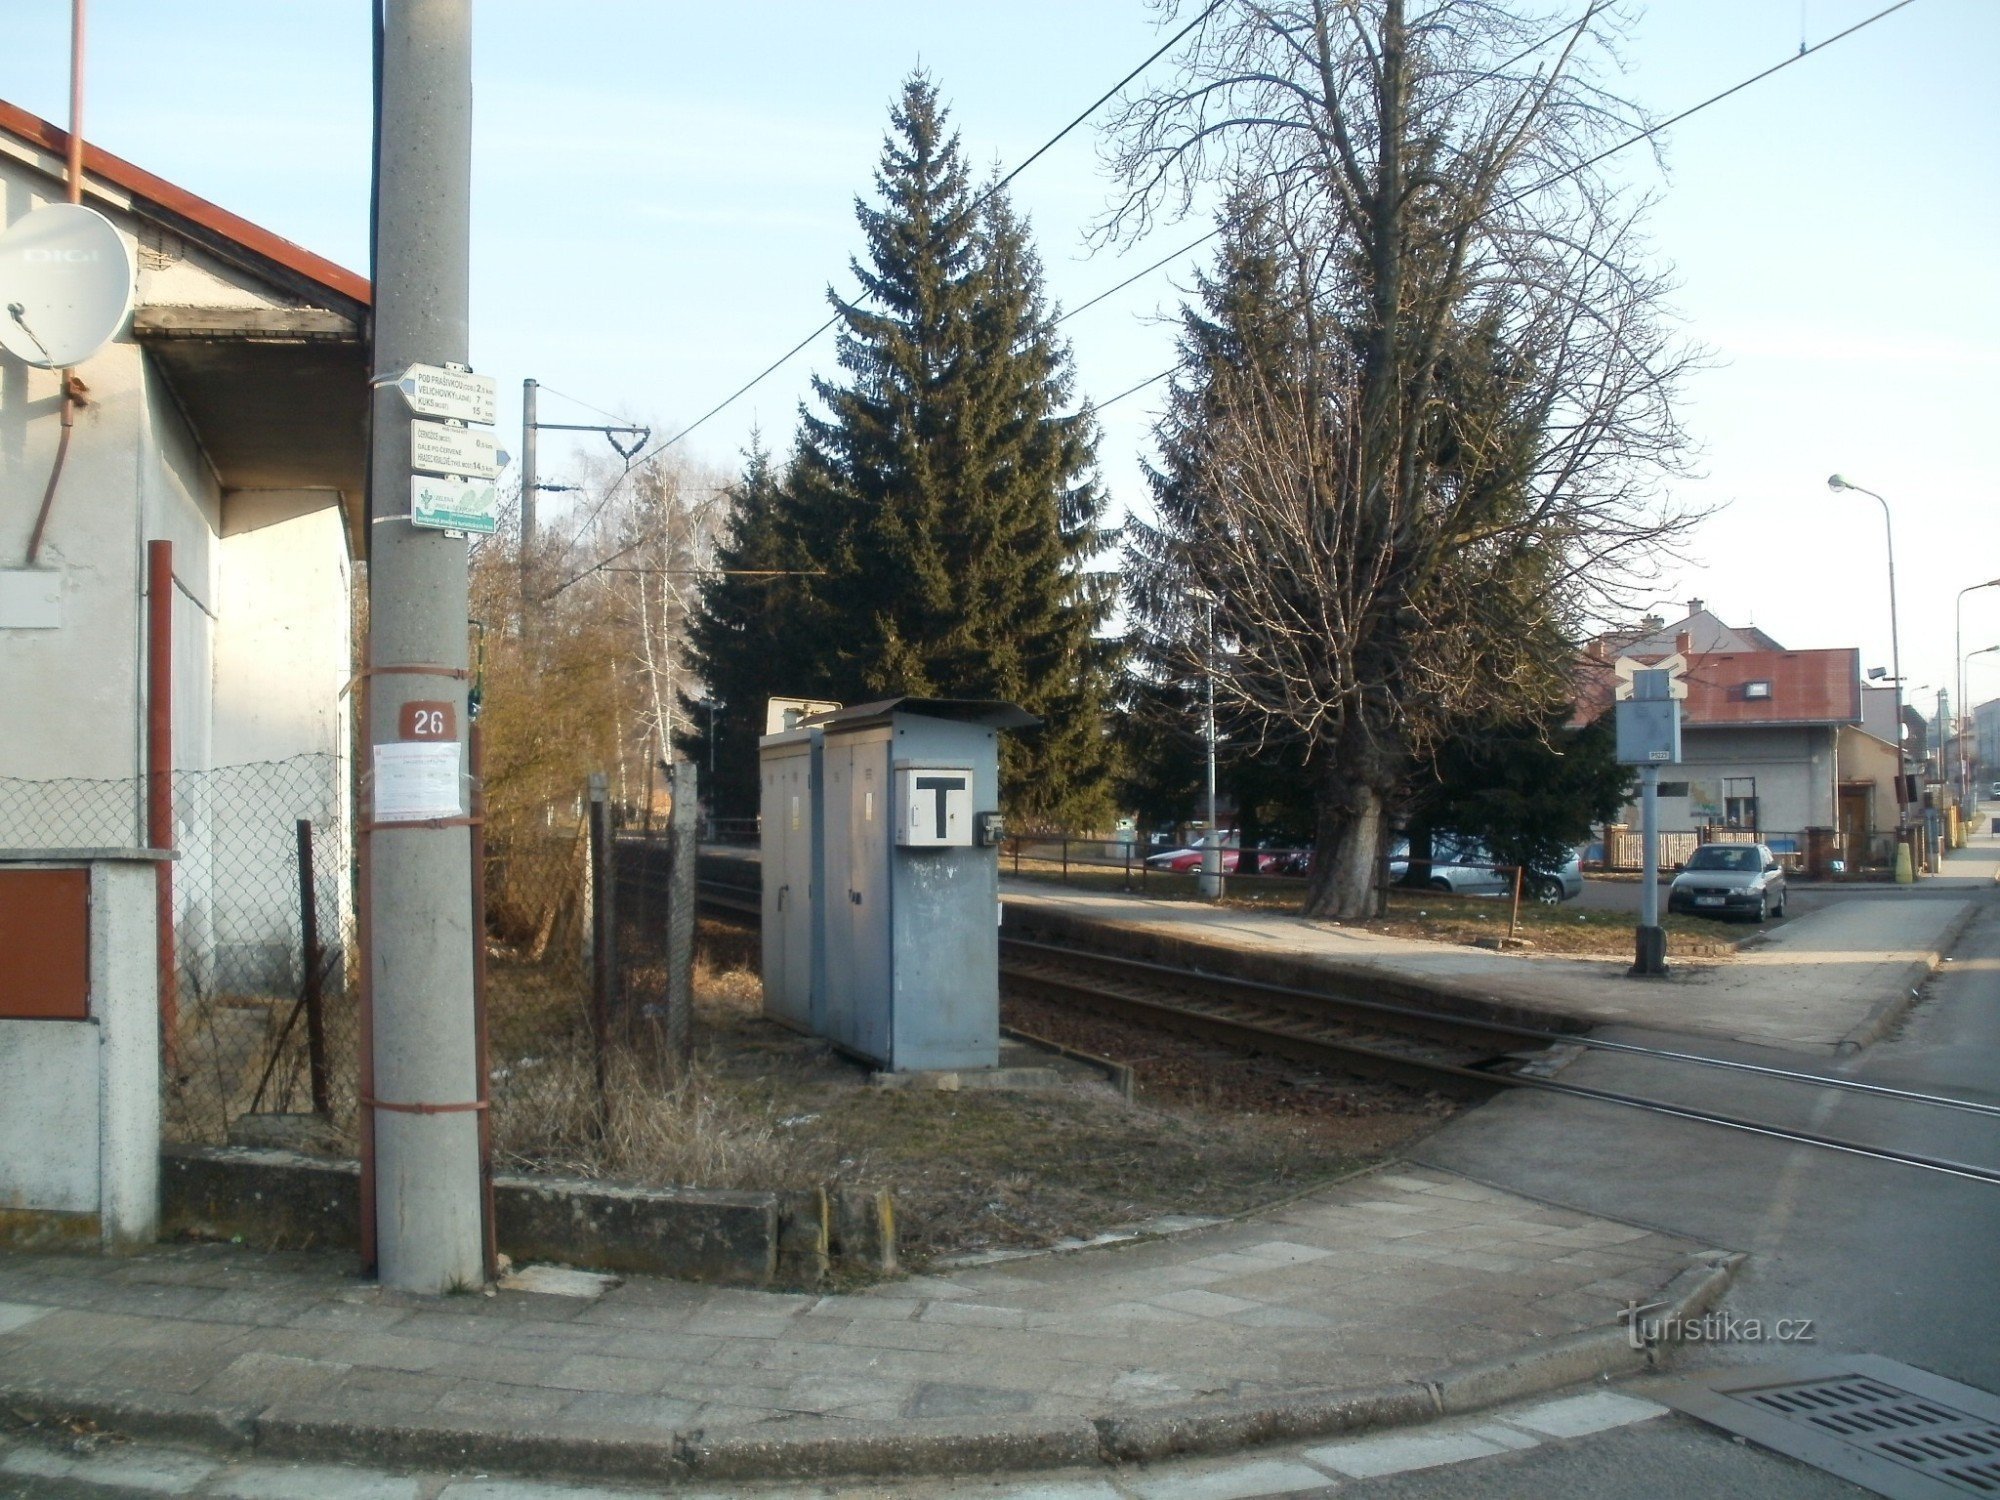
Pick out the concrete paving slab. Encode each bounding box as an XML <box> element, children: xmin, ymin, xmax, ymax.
<box><xmin>0</xmin><ymin>1165</ymin><xmax>1727</xmax><ymax>1491</ymax></box>
<box><xmin>1303</xmin><ymin>1425</ymin><xmax>1514</xmax><ymax>1477</ymax></box>
<box><xmin>1502</xmin><ymin>1388</ymin><xmax>1668</xmax><ymax>1438</ymax></box>
<box><xmin>209</xmin><ymin>1461</ymin><xmax>422</xmax><ymax>1499</ymax></box>
<box><xmin>1</xmin><ymin>1440</ymin><xmax>220</xmax><ymax>1494</ymax></box>
<box><xmin>1125</xmin><ymin>1456</ymin><xmax>1337</xmax><ymax>1499</ymax></box>
<box><xmin>0</xmin><ymin>1302</ymin><xmax>50</xmax><ymax>1337</ymax></box>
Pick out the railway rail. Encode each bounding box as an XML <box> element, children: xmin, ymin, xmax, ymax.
<box><xmin>695</xmin><ymin>878</ymin><xmax>2000</xmax><ymax>1186</ymax></box>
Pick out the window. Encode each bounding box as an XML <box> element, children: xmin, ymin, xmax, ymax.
<box><xmin>1743</xmin><ymin>680</ymin><xmax>1772</xmax><ymax>700</ymax></box>
<box><xmin>1657</xmin><ymin>781</ymin><xmax>1690</xmax><ymax>798</ymax></box>
<box><xmin>1723</xmin><ymin>776</ymin><xmax>1758</xmax><ymax>829</ymax></box>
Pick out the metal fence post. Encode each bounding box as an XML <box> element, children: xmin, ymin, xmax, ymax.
<box><xmin>588</xmin><ymin>773</ymin><xmax>613</xmax><ymax>1123</ymax></box>
<box><xmin>469</xmin><ymin>721</ymin><xmax>495</xmax><ymax>1281</ymax></box>
<box><xmin>661</xmin><ymin>760</ymin><xmax>698</xmax><ymax>1074</ymax></box>
<box><xmin>295</xmin><ymin>819</ymin><xmax>330</xmax><ymax>1116</ymax></box>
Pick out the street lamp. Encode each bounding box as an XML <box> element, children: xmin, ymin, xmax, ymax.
<box><xmin>1187</xmin><ymin>588</ymin><xmax>1223</xmax><ymax>900</ymax></box>
<box><xmin>1956</xmin><ymin>578</ymin><xmax>2000</xmax><ymax>807</ymax></box>
<box><xmin>1827</xmin><ymin>475</ymin><xmax>1906</xmax><ymax>828</ymax></box>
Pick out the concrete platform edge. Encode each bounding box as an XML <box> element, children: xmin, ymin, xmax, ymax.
<box><xmin>1836</xmin><ymin>900</ymin><xmax>1981</xmax><ymax>1053</ymax></box>
<box><xmin>0</xmin><ymin>1254</ymin><xmax>1746</xmax><ymax>1487</ymax></box>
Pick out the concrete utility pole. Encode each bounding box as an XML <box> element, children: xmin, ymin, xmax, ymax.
<box><xmin>366</xmin><ymin>0</ymin><xmax>483</xmax><ymax>1293</ymax></box>
<box><xmin>519</xmin><ymin>377</ymin><xmax>537</xmax><ymax>640</ymax></box>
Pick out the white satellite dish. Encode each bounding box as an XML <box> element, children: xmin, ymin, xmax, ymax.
<box><xmin>0</xmin><ymin>203</ymin><xmax>137</xmax><ymax>369</ymax></box>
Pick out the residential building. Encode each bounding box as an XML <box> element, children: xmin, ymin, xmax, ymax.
<box><xmin>0</xmin><ymin>98</ymin><xmax>366</xmax><ymax>993</ymax></box>
<box><xmin>1579</xmin><ymin>604</ymin><xmax>1898</xmax><ymax>865</ymax></box>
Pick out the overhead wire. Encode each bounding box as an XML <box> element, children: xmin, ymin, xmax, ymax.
<box><xmin>1054</xmin><ymin>6</ymin><xmax>1611</xmax><ymax>335</ymax></box>
<box><xmin>550</xmin><ymin>0</ymin><xmax>1225</xmax><ymax>591</ymax></box>
<box><xmin>635</xmin><ymin>0</ymin><xmax>1224</xmax><ymax>467</ymax></box>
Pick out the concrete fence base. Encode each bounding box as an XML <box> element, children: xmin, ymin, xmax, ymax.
<box><xmin>160</xmin><ymin>1144</ymin><xmax>895</xmax><ymax>1289</ymax></box>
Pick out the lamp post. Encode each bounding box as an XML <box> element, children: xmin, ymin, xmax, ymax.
<box><xmin>1200</xmin><ymin>594</ymin><xmax>1222</xmax><ymax>900</ymax></box>
<box><xmin>1956</xmin><ymin>579</ymin><xmax>2000</xmax><ymax>808</ymax></box>
<box><xmin>1181</xmin><ymin>585</ymin><xmax>1224</xmax><ymax>899</ymax></box>
<box><xmin>1826</xmin><ymin>476</ymin><xmax>1907</xmax><ymax>836</ymax></box>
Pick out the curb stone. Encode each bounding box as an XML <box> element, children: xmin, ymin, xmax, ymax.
<box><xmin>0</xmin><ymin>1252</ymin><xmax>1744</xmax><ymax>1488</ymax></box>
<box><xmin>1835</xmin><ymin>900</ymin><xmax>1981</xmax><ymax>1053</ymax></box>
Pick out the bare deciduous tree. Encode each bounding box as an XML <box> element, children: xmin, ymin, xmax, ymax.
<box><xmin>1111</xmin><ymin>0</ymin><xmax>1700</xmax><ymax>917</ymax></box>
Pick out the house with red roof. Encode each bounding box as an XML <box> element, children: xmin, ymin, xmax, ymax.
<box><xmin>1579</xmin><ymin>603</ymin><xmax>1903</xmax><ymax>867</ymax></box>
<box><xmin>0</xmin><ymin>98</ymin><xmax>367</xmax><ymax>993</ymax></box>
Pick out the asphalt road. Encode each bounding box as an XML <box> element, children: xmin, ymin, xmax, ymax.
<box><xmin>1384</xmin><ymin>882</ymin><xmax>2000</xmax><ymax>1495</ymax></box>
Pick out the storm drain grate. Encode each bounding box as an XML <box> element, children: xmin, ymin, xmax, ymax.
<box><xmin>1658</xmin><ymin>1356</ymin><xmax>2000</xmax><ymax>1499</ymax></box>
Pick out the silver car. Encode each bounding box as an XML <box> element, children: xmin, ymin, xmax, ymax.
<box><xmin>1667</xmin><ymin>842</ymin><xmax>1788</xmax><ymax>922</ymax></box>
<box><xmin>1387</xmin><ymin>836</ymin><xmax>1584</xmax><ymax>905</ymax></box>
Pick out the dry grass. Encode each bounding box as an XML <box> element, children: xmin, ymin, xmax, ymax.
<box><xmin>485</xmin><ymin>947</ymin><xmax>844</xmax><ymax>1190</ymax></box>
<box><xmin>488</xmin><ymin>1045</ymin><xmax>835</xmax><ymax>1189</ymax></box>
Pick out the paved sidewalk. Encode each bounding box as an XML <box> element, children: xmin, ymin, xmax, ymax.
<box><xmin>0</xmin><ymin>1166</ymin><xmax>1724</xmax><ymax>1487</ymax></box>
<box><xmin>0</xmin><ymin>1385</ymin><xmax>1683</xmax><ymax>1497</ymax></box>
<box><xmin>1003</xmin><ymin>836</ymin><xmax>1995</xmax><ymax>1054</ymax></box>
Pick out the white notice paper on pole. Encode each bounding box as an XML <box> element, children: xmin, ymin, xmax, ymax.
<box><xmin>373</xmin><ymin>741</ymin><xmax>463</xmax><ymax>822</ymax></box>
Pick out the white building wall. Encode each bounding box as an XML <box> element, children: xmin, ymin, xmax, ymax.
<box><xmin>1621</xmin><ymin>725</ymin><xmax>1838</xmax><ymax>841</ymax></box>
<box><xmin>213</xmin><ymin>493</ymin><xmax>350</xmax><ymax>767</ymax></box>
<box><xmin>208</xmin><ymin>493</ymin><xmax>353</xmax><ymax>993</ymax></box>
<box><xmin>2</xmin><ymin>147</ymin><xmax>354</xmax><ymax>1000</ymax></box>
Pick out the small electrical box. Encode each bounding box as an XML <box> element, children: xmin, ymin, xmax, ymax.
<box><xmin>895</xmin><ymin>765</ymin><xmax>972</xmax><ymax>847</ymax></box>
<box><xmin>975</xmin><ymin>810</ymin><xmax>1004</xmax><ymax>847</ymax></box>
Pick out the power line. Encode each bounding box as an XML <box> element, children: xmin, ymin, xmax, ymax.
<box><xmin>1098</xmin><ymin>367</ymin><xmax>1174</xmax><ymax>412</ymax></box>
<box><xmin>534</xmin><ymin>382</ymin><xmax>636</xmax><ymax>428</ymax></box>
<box><xmin>548</xmin><ymin>5</ymin><xmax>1226</xmax><ymax>589</ymax></box>
<box><xmin>1055</xmin><ymin>6</ymin><xmax>1614</xmax><ymax>333</ymax></box>
<box><xmin>1085</xmin><ymin>0</ymin><xmax>1921</xmax><ymax>419</ymax></box>
<box><xmin>622</xmin><ymin>1</ymin><xmax>1225</xmax><ymax>470</ymax></box>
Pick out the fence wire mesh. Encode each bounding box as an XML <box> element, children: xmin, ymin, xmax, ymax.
<box><xmin>2</xmin><ymin>758</ymin><xmax>703</xmax><ymax>1178</ymax></box>
<box><xmin>0</xmin><ymin>754</ymin><xmax>358</xmax><ymax>1146</ymax></box>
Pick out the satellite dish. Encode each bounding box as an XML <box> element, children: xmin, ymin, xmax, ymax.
<box><xmin>0</xmin><ymin>203</ymin><xmax>137</xmax><ymax>369</ymax></box>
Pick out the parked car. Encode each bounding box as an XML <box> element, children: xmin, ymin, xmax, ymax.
<box><xmin>1144</xmin><ymin>830</ymin><xmax>1239</xmax><ymax>872</ymax></box>
<box><xmin>1387</xmin><ymin>836</ymin><xmax>1584</xmax><ymax>904</ymax></box>
<box><xmin>1666</xmin><ymin>842</ymin><xmax>1788</xmax><ymax>922</ymax></box>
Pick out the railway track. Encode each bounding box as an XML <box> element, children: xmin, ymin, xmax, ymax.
<box><xmin>696</xmin><ymin>878</ymin><xmax>2000</xmax><ymax>1186</ymax></box>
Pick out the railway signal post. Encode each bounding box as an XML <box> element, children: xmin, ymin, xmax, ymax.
<box><xmin>1616</xmin><ymin>655</ymin><xmax>1687</xmax><ymax>977</ymax></box>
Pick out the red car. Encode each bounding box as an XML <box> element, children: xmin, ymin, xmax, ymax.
<box><xmin>1161</xmin><ymin>846</ymin><xmax>1242</xmax><ymax>874</ymax></box>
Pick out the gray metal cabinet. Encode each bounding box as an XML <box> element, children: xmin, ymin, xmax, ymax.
<box><xmin>760</xmin><ymin>698</ymin><xmax>1035</xmax><ymax>1073</ymax></box>
<box><xmin>757</xmin><ymin>728</ymin><xmax>822</xmax><ymax>1033</ymax></box>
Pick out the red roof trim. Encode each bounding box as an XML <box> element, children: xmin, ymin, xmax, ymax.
<box><xmin>0</xmin><ymin>98</ymin><xmax>370</xmax><ymax>307</ymax></box>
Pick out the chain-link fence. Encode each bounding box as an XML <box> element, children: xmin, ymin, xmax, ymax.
<box><xmin>2</xmin><ymin>757</ymin><xmax>704</xmax><ymax>1177</ymax></box>
<box><xmin>480</xmin><ymin>801</ymin><xmax>602</xmax><ymax>1167</ymax></box>
<box><xmin>0</xmin><ymin>754</ymin><xmax>357</xmax><ymax>1146</ymax></box>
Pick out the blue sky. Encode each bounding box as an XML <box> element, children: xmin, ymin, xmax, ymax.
<box><xmin>4</xmin><ymin>1</ymin><xmax>1995</xmax><ymax>713</ymax></box>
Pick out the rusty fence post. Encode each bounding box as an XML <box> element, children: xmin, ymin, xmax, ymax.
<box><xmin>296</xmin><ymin>819</ymin><xmax>330</xmax><ymax>1115</ymax></box>
<box><xmin>588</xmin><ymin>773</ymin><xmax>614</xmax><ymax>1125</ymax></box>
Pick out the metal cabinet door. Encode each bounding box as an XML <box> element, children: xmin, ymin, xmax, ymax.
<box><xmin>842</xmin><ymin>743</ymin><xmax>892</xmax><ymax>1063</ymax></box>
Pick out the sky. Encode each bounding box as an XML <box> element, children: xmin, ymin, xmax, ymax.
<box><xmin>3</xmin><ymin>1</ymin><xmax>1996</xmax><ymax>717</ymax></box>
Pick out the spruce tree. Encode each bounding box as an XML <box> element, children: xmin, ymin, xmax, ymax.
<box><xmin>684</xmin><ymin>435</ymin><xmax>809</xmax><ymax>820</ymax></box>
<box><xmin>773</xmin><ymin>74</ymin><xmax>1118</xmax><ymax>828</ymax></box>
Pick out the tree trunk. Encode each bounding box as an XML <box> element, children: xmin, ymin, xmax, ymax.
<box><xmin>1302</xmin><ymin>765</ymin><xmax>1386</xmax><ymax>920</ymax></box>
<box><xmin>1400</xmin><ymin>821</ymin><xmax>1435</xmax><ymax>888</ymax></box>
